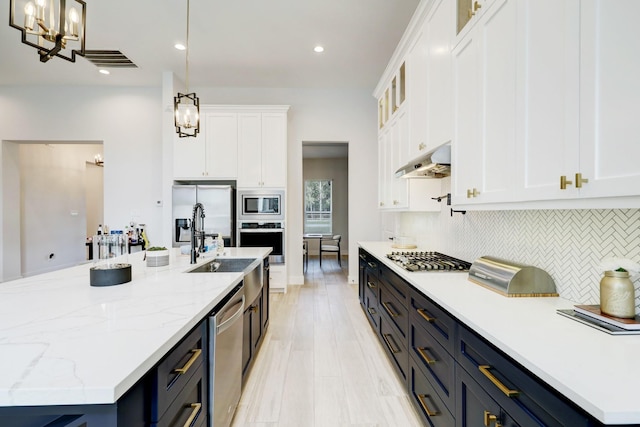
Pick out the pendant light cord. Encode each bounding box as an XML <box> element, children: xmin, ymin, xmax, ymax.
<box><xmin>185</xmin><ymin>0</ymin><xmax>191</xmax><ymax>93</ymax></box>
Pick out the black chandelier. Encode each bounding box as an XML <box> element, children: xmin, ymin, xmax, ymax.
<box><xmin>174</xmin><ymin>0</ymin><xmax>200</xmax><ymax>138</ymax></box>
<box><xmin>9</xmin><ymin>0</ymin><xmax>86</xmax><ymax>63</ymax></box>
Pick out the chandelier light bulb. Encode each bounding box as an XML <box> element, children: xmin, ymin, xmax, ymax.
<box><xmin>24</xmin><ymin>2</ymin><xmax>36</xmax><ymax>30</ymax></box>
<box><xmin>68</xmin><ymin>7</ymin><xmax>79</xmax><ymax>36</ymax></box>
<box><xmin>34</xmin><ymin>0</ymin><xmax>46</xmax><ymax>22</ymax></box>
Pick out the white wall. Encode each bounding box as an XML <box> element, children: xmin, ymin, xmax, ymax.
<box><xmin>1</xmin><ymin>82</ymin><xmax>380</xmax><ymax>285</ymax></box>
<box><xmin>0</xmin><ymin>85</ymin><xmax>163</xmax><ymax>281</ymax></box>
<box><xmin>19</xmin><ymin>144</ymin><xmax>100</xmax><ymax>276</ymax></box>
<box><xmin>187</xmin><ymin>86</ymin><xmax>381</xmax><ymax>285</ymax></box>
<box><xmin>303</xmin><ymin>157</ymin><xmax>349</xmax><ymax>256</ymax></box>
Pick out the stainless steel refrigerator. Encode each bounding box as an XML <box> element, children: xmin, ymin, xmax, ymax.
<box><xmin>172</xmin><ymin>185</ymin><xmax>235</xmax><ymax>248</ymax></box>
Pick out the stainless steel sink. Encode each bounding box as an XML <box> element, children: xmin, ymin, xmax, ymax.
<box><xmin>188</xmin><ymin>258</ymin><xmax>257</xmax><ymax>273</ymax></box>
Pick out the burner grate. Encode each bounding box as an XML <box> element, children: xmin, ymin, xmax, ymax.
<box><xmin>386</xmin><ymin>251</ymin><xmax>471</xmax><ymax>272</ymax></box>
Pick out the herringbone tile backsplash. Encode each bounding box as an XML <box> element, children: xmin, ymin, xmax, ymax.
<box><xmin>394</xmin><ymin>208</ymin><xmax>640</xmax><ymax>310</ymax></box>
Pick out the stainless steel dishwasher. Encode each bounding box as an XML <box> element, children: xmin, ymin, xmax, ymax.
<box><xmin>209</xmin><ymin>283</ymin><xmax>244</xmax><ymax>427</ymax></box>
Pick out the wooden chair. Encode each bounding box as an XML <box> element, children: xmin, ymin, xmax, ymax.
<box><xmin>319</xmin><ymin>235</ymin><xmax>341</xmax><ymax>267</ymax></box>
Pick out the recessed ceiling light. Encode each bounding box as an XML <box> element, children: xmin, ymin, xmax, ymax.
<box><xmin>99</xmin><ymin>69</ymin><xmax>110</xmax><ymax>75</ymax></box>
<box><xmin>314</xmin><ymin>45</ymin><xmax>324</xmax><ymax>53</ymax></box>
<box><xmin>175</xmin><ymin>43</ymin><xmax>186</xmax><ymax>51</ymax></box>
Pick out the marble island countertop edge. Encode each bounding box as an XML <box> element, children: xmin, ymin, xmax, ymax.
<box><xmin>0</xmin><ymin>247</ymin><xmax>271</xmax><ymax>408</ymax></box>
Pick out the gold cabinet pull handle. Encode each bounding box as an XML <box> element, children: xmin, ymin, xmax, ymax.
<box><xmin>173</xmin><ymin>348</ymin><xmax>202</xmax><ymax>375</ymax></box>
<box><xmin>367</xmin><ymin>307</ymin><xmax>376</xmax><ymax>315</ymax></box>
<box><xmin>472</xmin><ymin>188</ymin><xmax>480</xmax><ymax>197</ymax></box>
<box><xmin>416</xmin><ymin>347</ymin><xmax>436</xmax><ymax>365</ymax></box>
<box><xmin>474</xmin><ymin>0</ymin><xmax>482</xmax><ymax>11</ymax></box>
<box><xmin>183</xmin><ymin>403</ymin><xmax>202</xmax><ymax>427</ymax></box>
<box><xmin>418</xmin><ymin>142</ymin><xmax>426</xmax><ymax>151</ymax></box>
<box><xmin>417</xmin><ymin>308</ymin><xmax>436</xmax><ymax>323</ymax></box>
<box><xmin>468</xmin><ymin>8</ymin><xmax>475</xmax><ymax>18</ymax></box>
<box><xmin>367</xmin><ymin>262</ymin><xmax>377</xmax><ymax>269</ymax></box>
<box><xmin>560</xmin><ymin>175</ymin><xmax>573</xmax><ymax>190</ymax></box>
<box><xmin>417</xmin><ymin>394</ymin><xmax>439</xmax><ymax>417</ymax></box>
<box><xmin>367</xmin><ymin>281</ymin><xmax>377</xmax><ymax>289</ymax></box>
<box><xmin>479</xmin><ymin>365</ymin><xmax>520</xmax><ymax>397</ymax></box>
<box><xmin>467</xmin><ymin>188</ymin><xmax>473</xmax><ymax>198</ymax></box>
<box><xmin>575</xmin><ymin>173</ymin><xmax>589</xmax><ymax>188</ymax></box>
<box><xmin>483</xmin><ymin>410</ymin><xmax>499</xmax><ymax>427</ymax></box>
<box><xmin>382</xmin><ymin>301</ymin><xmax>399</xmax><ymax>318</ymax></box>
<box><xmin>382</xmin><ymin>333</ymin><xmax>400</xmax><ymax>354</ymax></box>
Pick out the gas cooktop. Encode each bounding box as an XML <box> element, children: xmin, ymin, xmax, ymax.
<box><xmin>386</xmin><ymin>251</ymin><xmax>472</xmax><ymax>272</ymax></box>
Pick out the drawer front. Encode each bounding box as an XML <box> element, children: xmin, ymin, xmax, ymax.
<box><xmin>153</xmin><ymin>371</ymin><xmax>207</xmax><ymax>427</ymax></box>
<box><xmin>456</xmin><ymin>364</ymin><xmax>502</xmax><ymax>427</ymax></box>
<box><xmin>379</xmin><ymin>312</ymin><xmax>408</xmax><ymax>385</ymax></box>
<box><xmin>409</xmin><ymin>357</ymin><xmax>455</xmax><ymax>427</ymax></box>
<box><xmin>152</xmin><ymin>322</ymin><xmax>206</xmax><ymax>422</ymax></box>
<box><xmin>458</xmin><ymin>326</ymin><xmax>589</xmax><ymax>427</ymax></box>
<box><xmin>409</xmin><ymin>323</ymin><xmax>455</xmax><ymax>412</ymax></box>
<box><xmin>379</xmin><ymin>280</ymin><xmax>409</xmax><ymax>341</ymax></box>
<box><xmin>379</xmin><ymin>263</ymin><xmax>409</xmax><ymax>305</ymax></box>
<box><xmin>363</xmin><ymin>268</ymin><xmax>380</xmax><ymax>331</ymax></box>
<box><xmin>410</xmin><ymin>288</ymin><xmax>456</xmax><ymax>355</ymax></box>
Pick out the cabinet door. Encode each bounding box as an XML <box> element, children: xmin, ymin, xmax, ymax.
<box><xmin>456</xmin><ymin>367</ymin><xmax>504</xmax><ymax>427</ymax></box>
<box><xmin>425</xmin><ymin>0</ymin><xmax>454</xmax><ymax>152</ymax></box>
<box><xmin>407</xmin><ymin>25</ymin><xmax>429</xmax><ymax>162</ymax></box>
<box><xmin>515</xmin><ymin>0</ymin><xmax>580</xmax><ymax>201</ymax></box>
<box><xmin>173</xmin><ymin>120</ymin><xmax>206</xmax><ymax>179</ymax></box>
<box><xmin>251</xmin><ymin>293</ymin><xmax>263</xmax><ymax>353</ymax></box>
<box><xmin>242</xmin><ymin>307</ymin><xmax>252</xmax><ymax>375</ymax></box>
<box><xmin>261</xmin><ymin>112</ymin><xmax>287</xmax><ymax>187</ymax></box>
<box><xmin>390</xmin><ymin>109</ymin><xmax>409</xmax><ymax>208</ymax></box>
<box><xmin>237</xmin><ymin>113</ymin><xmax>262</xmax><ymax>187</ymax></box>
<box><xmin>452</xmin><ymin>0</ymin><xmax>517</xmax><ymax>205</ymax></box>
<box><xmin>452</xmin><ymin>32</ymin><xmax>481</xmax><ymax>204</ymax></box>
<box><xmin>578</xmin><ymin>0</ymin><xmax>640</xmax><ymax>199</ymax></box>
<box><xmin>205</xmin><ymin>112</ymin><xmax>238</xmax><ymax>178</ymax></box>
<box><xmin>378</xmin><ymin>128</ymin><xmax>392</xmax><ymax>208</ymax></box>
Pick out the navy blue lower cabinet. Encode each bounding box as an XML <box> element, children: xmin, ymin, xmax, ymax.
<box><xmin>379</xmin><ymin>310</ymin><xmax>409</xmax><ymax>386</ymax></box>
<box><xmin>456</xmin><ymin>366</ymin><xmax>504</xmax><ymax>427</ymax></box>
<box><xmin>457</xmin><ymin>326</ymin><xmax>590</xmax><ymax>427</ymax></box>
<box><xmin>409</xmin><ymin>356</ymin><xmax>455</xmax><ymax>427</ymax></box>
<box><xmin>410</xmin><ymin>323</ymin><xmax>455</xmax><ymax>413</ymax></box>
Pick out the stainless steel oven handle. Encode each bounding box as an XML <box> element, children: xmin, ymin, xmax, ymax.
<box><xmin>216</xmin><ymin>296</ymin><xmax>245</xmax><ymax>335</ymax></box>
<box><xmin>239</xmin><ymin>228</ymin><xmax>285</xmax><ymax>233</ymax></box>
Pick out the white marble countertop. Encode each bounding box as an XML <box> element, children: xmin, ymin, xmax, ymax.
<box><xmin>360</xmin><ymin>241</ymin><xmax>640</xmax><ymax>425</ymax></box>
<box><xmin>0</xmin><ymin>247</ymin><xmax>270</xmax><ymax>407</ymax></box>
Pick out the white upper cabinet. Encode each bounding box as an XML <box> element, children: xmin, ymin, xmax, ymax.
<box><xmin>407</xmin><ymin>0</ymin><xmax>455</xmax><ymax>162</ymax></box>
<box><xmin>173</xmin><ymin>105</ymin><xmax>288</xmax><ymax>185</ymax></box>
<box><xmin>455</xmin><ymin>0</ymin><xmax>496</xmax><ymax>42</ymax></box>
<box><xmin>173</xmin><ymin>107</ymin><xmax>238</xmax><ymax>179</ymax></box>
<box><xmin>237</xmin><ymin>110</ymin><xmax>288</xmax><ymax>188</ymax></box>
<box><xmin>425</xmin><ymin>0</ymin><xmax>455</xmax><ymax>153</ymax></box>
<box><xmin>514</xmin><ymin>0</ymin><xmax>580</xmax><ymax>202</ymax></box>
<box><xmin>577</xmin><ymin>0</ymin><xmax>640</xmax><ymax>199</ymax></box>
<box><xmin>452</xmin><ymin>0</ymin><xmax>517</xmax><ymax>205</ymax></box>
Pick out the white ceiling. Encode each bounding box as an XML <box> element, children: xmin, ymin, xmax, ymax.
<box><xmin>0</xmin><ymin>0</ymin><xmax>419</xmax><ymax>90</ymax></box>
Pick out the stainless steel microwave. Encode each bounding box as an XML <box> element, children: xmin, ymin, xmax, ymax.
<box><xmin>238</xmin><ymin>190</ymin><xmax>284</xmax><ymax>221</ymax></box>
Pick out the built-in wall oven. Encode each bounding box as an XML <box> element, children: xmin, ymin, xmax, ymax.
<box><xmin>237</xmin><ymin>190</ymin><xmax>285</xmax><ymax>264</ymax></box>
<box><xmin>238</xmin><ymin>222</ymin><xmax>284</xmax><ymax>264</ymax></box>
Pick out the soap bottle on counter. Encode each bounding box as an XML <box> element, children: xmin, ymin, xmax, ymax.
<box><xmin>216</xmin><ymin>234</ymin><xmax>224</xmax><ymax>255</ymax></box>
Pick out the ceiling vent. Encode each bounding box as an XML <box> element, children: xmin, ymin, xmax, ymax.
<box><xmin>82</xmin><ymin>50</ymin><xmax>137</xmax><ymax>68</ymax></box>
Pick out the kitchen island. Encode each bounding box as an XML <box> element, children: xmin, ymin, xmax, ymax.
<box><xmin>360</xmin><ymin>242</ymin><xmax>640</xmax><ymax>426</ymax></box>
<box><xmin>0</xmin><ymin>247</ymin><xmax>270</xmax><ymax>425</ymax></box>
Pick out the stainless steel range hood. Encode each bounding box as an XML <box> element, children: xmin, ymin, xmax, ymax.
<box><xmin>394</xmin><ymin>142</ymin><xmax>451</xmax><ymax>178</ymax></box>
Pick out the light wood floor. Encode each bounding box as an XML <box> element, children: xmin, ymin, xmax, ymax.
<box><xmin>232</xmin><ymin>256</ymin><xmax>424</xmax><ymax>427</ymax></box>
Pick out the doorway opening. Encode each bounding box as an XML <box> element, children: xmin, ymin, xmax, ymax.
<box><xmin>1</xmin><ymin>140</ymin><xmax>103</xmax><ymax>281</ymax></box>
<box><xmin>302</xmin><ymin>142</ymin><xmax>349</xmax><ymax>271</ymax></box>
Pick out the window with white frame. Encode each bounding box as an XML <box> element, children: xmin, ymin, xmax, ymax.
<box><xmin>304</xmin><ymin>179</ymin><xmax>332</xmax><ymax>234</ymax></box>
